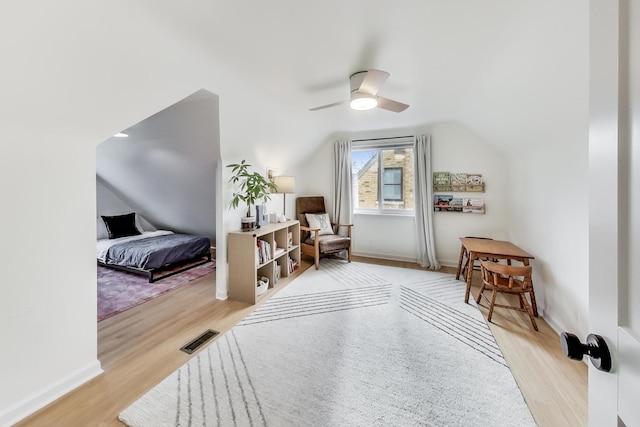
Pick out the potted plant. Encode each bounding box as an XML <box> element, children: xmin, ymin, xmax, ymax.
<box><xmin>227</xmin><ymin>160</ymin><xmax>278</xmax><ymax>231</ymax></box>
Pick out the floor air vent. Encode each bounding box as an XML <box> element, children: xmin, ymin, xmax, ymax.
<box><xmin>180</xmin><ymin>329</ymin><xmax>220</xmax><ymax>354</ymax></box>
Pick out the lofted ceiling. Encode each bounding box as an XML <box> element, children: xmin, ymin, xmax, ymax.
<box><xmin>132</xmin><ymin>0</ymin><xmax>588</xmax><ymax>158</ymax></box>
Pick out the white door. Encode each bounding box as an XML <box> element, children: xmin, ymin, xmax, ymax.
<box><xmin>589</xmin><ymin>1</ymin><xmax>640</xmax><ymax>425</ymax></box>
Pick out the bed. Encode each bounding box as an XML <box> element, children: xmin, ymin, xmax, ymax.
<box><xmin>97</xmin><ymin>213</ymin><xmax>212</xmax><ymax>282</ymax></box>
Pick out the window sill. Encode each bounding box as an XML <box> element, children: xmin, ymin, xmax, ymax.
<box><xmin>354</xmin><ymin>209</ymin><xmax>415</xmax><ymax>218</ymax></box>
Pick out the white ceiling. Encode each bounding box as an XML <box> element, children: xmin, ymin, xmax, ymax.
<box><xmin>133</xmin><ymin>0</ymin><xmax>588</xmax><ymax>155</ymax></box>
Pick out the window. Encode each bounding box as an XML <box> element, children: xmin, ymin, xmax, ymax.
<box><xmin>383</xmin><ymin>167</ymin><xmax>403</xmax><ymax>201</ymax></box>
<box><xmin>352</xmin><ymin>137</ymin><xmax>414</xmax><ymax>214</ymax></box>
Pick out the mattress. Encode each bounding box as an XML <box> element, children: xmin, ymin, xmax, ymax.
<box><xmin>97</xmin><ymin>230</ymin><xmax>211</xmax><ymax>270</ymax></box>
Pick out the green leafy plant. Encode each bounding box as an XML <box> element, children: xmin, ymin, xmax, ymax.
<box><xmin>227</xmin><ymin>160</ymin><xmax>278</xmax><ymax>217</ymax></box>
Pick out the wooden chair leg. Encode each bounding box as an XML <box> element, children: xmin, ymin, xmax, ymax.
<box><xmin>520</xmin><ymin>294</ymin><xmax>539</xmax><ymax>331</ymax></box>
<box><xmin>528</xmin><ymin>288</ymin><xmax>539</xmax><ymax>317</ymax></box>
<box><xmin>314</xmin><ymin>241</ymin><xmax>320</xmax><ymax>270</ymax></box>
<box><xmin>487</xmin><ymin>289</ymin><xmax>498</xmax><ymax>322</ymax></box>
<box><xmin>476</xmin><ymin>283</ymin><xmax>486</xmax><ymax>304</ymax></box>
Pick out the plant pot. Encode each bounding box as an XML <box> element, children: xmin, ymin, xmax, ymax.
<box><xmin>241</xmin><ymin>216</ymin><xmax>256</xmax><ymax>231</ymax></box>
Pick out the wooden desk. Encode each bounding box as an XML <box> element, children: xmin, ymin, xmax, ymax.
<box><xmin>456</xmin><ymin>237</ymin><xmax>538</xmax><ymax>316</ymax></box>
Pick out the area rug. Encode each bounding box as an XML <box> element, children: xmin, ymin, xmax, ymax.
<box><xmin>119</xmin><ymin>259</ymin><xmax>534</xmax><ymax>426</ymax></box>
<box><xmin>98</xmin><ymin>260</ymin><xmax>216</xmax><ymax>321</ymax></box>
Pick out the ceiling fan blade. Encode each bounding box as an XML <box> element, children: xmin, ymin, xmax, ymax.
<box><xmin>376</xmin><ymin>97</ymin><xmax>409</xmax><ymax>113</ymax></box>
<box><xmin>359</xmin><ymin>69</ymin><xmax>390</xmax><ymax>95</ymax></box>
<box><xmin>309</xmin><ymin>99</ymin><xmax>349</xmax><ymax>111</ymax></box>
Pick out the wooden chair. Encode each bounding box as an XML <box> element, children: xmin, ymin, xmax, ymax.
<box><xmin>477</xmin><ymin>261</ymin><xmax>538</xmax><ymax>331</ymax></box>
<box><xmin>296</xmin><ymin>196</ymin><xmax>352</xmax><ymax>269</ymax></box>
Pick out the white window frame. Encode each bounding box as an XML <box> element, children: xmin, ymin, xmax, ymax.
<box><xmin>352</xmin><ymin>137</ymin><xmax>415</xmax><ymax>216</ymax></box>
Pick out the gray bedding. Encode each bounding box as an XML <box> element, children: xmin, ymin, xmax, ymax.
<box><xmin>104</xmin><ymin>233</ymin><xmax>211</xmax><ymax>270</ymax></box>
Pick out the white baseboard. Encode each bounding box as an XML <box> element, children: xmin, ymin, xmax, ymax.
<box><xmin>353</xmin><ymin>250</ymin><xmax>417</xmax><ymax>263</ymax></box>
<box><xmin>0</xmin><ymin>360</ymin><xmax>103</xmax><ymax>427</ymax></box>
<box><xmin>353</xmin><ymin>251</ymin><xmax>459</xmax><ymax>270</ymax></box>
<box><xmin>438</xmin><ymin>259</ymin><xmax>460</xmax><ymax>268</ymax></box>
<box><xmin>540</xmin><ymin>310</ymin><xmax>562</xmax><ymax>336</ymax></box>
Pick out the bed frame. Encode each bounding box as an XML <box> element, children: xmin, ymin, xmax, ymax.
<box><xmin>98</xmin><ymin>251</ymin><xmax>212</xmax><ymax>283</ymax></box>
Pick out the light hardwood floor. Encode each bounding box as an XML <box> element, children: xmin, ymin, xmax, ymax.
<box><xmin>17</xmin><ymin>256</ymin><xmax>587</xmax><ymax>426</ymax></box>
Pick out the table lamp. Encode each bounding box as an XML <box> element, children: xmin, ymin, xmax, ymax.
<box><xmin>273</xmin><ymin>176</ymin><xmax>295</xmax><ymax>220</ymax></box>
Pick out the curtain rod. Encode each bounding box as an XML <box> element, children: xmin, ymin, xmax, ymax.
<box><xmin>351</xmin><ymin>135</ymin><xmax>414</xmax><ymax>142</ymax></box>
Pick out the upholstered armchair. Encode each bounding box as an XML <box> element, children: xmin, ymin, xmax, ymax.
<box><xmin>296</xmin><ymin>196</ymin><xmax>352</xmax><ymax>269</ymax></box>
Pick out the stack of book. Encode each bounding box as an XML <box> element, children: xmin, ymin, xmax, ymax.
<box><xmin>256</xmin><ymin>239</ymin><xmax>272</xmax><ymax>265</ymax></box>
<box><xmin>287</xmin><ymin>256</ymin><xmax>298</xmax><ymax>273</ymax></box>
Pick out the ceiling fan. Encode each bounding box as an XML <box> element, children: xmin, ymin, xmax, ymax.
<box><xmin>309</xmin><ymin>69</ymin><xmax>409</xmax><ymax>113</ymax></box>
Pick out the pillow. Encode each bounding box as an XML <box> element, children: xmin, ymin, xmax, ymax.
<box><xmin>305</xmin><ymin>213</ymin><xmax>334</xmax><ymax>237</ymax></box>
<box><xmin>97</xmin><ymin>217</ymin><xmax>109</xmax><ymax>240</ymax></box>
<box><xmin>101</xmin><ymin>212</ymin><xmax>141</xmax><ymax>239</ymax></box>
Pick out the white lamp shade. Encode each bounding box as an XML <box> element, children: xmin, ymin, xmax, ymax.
<box><xmin>273</xmin><ymin>176</ymin><xmax>295</xmax><ymax>194</ymax></box>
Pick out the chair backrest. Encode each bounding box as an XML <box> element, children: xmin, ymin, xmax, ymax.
<box><xmin>296</xmin><ymin>196</ymin><xmax>328</xmax><ymax>240</ymax></box>
<box><xmin>480</xmin><ymin>261</ymin><xmax>533</xmax><ymax>290</ymax></box>
<box><xmin>296</xmin><ymin>196</ymin><xmax>326</xmax><ymax>218</ymax></box>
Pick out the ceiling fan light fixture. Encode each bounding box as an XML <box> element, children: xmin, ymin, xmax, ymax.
<box><xmin>350</xmin><ymin>95</ymin><xmax>377</xmax><ymax>111</ymax></box>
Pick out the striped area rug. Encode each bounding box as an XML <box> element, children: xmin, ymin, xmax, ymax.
<box><xmin>119</xmin><ymin>259</ymin><xmax>534</xmax><ymax>427</ymax></box>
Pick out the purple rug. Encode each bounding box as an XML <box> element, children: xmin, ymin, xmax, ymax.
<box><xmin>97</xmin><ymin>260</ymin><xmax>216</xmax><ymax>321</ymax></box>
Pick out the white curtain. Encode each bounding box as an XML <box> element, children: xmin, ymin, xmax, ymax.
<box><xmin>333</xmin><ymin>140</ymin><xmax>353</xmax><ymax>233</ymax></box>
<box><xmin>414</xmin><ymin>135</ymin><xmax>440</xmax><ymax>269</ymax></box>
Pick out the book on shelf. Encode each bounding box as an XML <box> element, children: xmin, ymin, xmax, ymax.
<box><xmin>465</xmin><ymin>174</ymin><xmax>484</xmax><ymax>192</ymax></box>
<box><xmin>462</xmin><ymin>198</ymin><xmax>485</xmax><ymax>214</ymax></box>
<box><xmin>433</xmin><ymin>194</ymin><xmax>453</xmax><ymax>211</ymax></box>
<box><xmin>433</xmin><ymin>171</ymin><xmax>451</xmax><ymax>186</ymax></box>
<box><xmin>449</xmin><ymin>198</ymin><xmax>464</xmax><ymax>212</ymax></box>
<box><xmin>256</xmin><ymin>239</ymin><xmax>272</xmax><ymax>264</ymax></box>
<box><xmin>287</xmin><ymin>256</ymin><xmax>298</xmax><ymax>273</ymax></box>
<box><xmin>466</xmin><ymin>173</ymin><xmax>483</xmax><ymax>185</ymax></box>
<box><xmin>451</xmin><ymin>173</ymin><xmax>468</xmax><ymax>192</ymax></box>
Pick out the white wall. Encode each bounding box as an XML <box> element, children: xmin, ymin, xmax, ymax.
<box><xmin>508</xmin><ymin>136</ymin><xmax>589</xmax><ymax>337</ymax></box>
<box><xmin>293</xmin><ymin>122</ymin><xmax>509</xmax><ymax>265</ymax></box>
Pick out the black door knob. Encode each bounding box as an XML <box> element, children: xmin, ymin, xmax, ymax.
<box><xmin>560</xmin><ymin>332</ymin><xmax>612</xmax><ymax>372</ymax></box>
